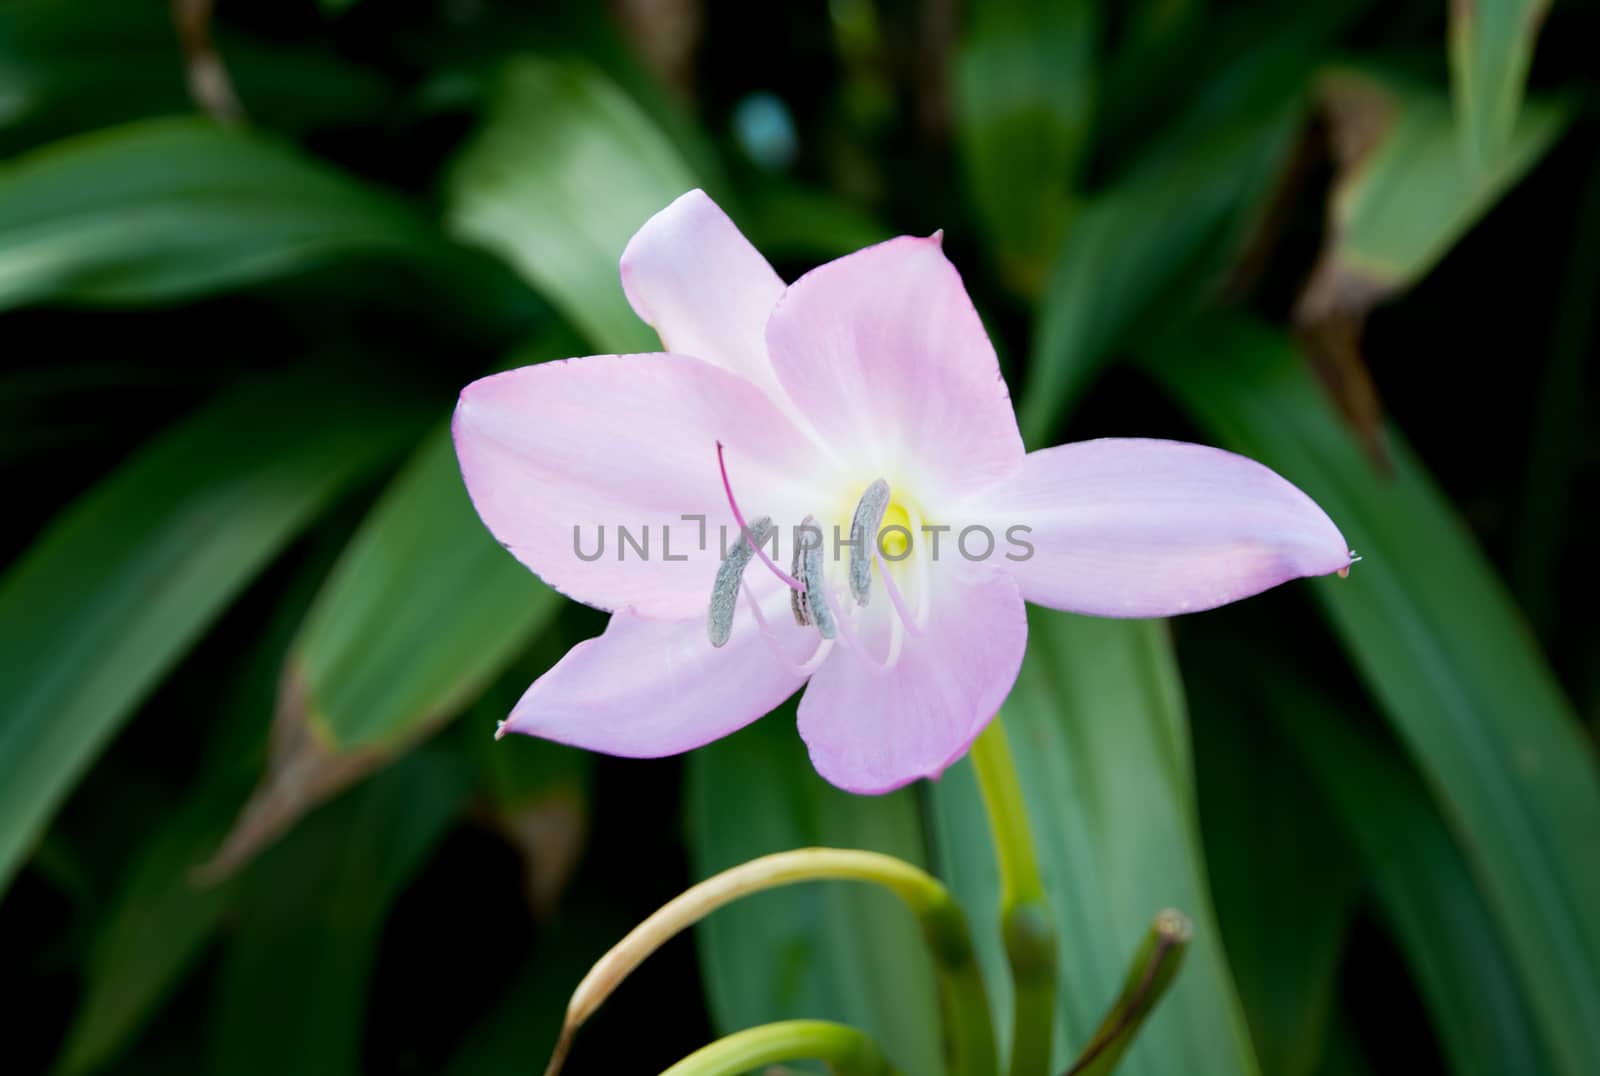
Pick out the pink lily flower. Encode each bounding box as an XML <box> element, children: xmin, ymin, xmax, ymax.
<box><xmin>453</xmin><ymin>190</ymin><xmax>1352</xmax><ymax>794</ymax></box>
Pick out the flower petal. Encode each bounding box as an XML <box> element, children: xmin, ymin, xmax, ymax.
<box><xmin>620</xmin><ymin>189</ymin><xmax>786</xmax><ymax>396</ymax></box>
<box><xmin>453</xmin><ymin>352</ymin><xmax>823</xmax><ymax>619</ymax></box>
<box><xmin>764</xmin><ymin>235</ymin><xmax>1025</xmax><ymax>508</ymax></box>
<box><xmin>502</xmin><ymin>579</ymin><xmax>814</xmax><ymax>757</ymax></box>
<box><xmin>797</xmin><ymin>569</ymin><xmax>1026</xmax><ymax>794</ymax></box>
<box><xmin>974</xmin><ymin>438</ymin><xmax>1352</xmax><ymax>617</ymax></box>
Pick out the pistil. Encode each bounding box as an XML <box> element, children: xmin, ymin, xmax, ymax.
<box><xmin>716</xmin><ymin>441</ymin><xmax>805</xmax><ymax>593</ymax></box>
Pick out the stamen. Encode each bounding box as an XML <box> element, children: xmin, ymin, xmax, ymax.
<box><xmin>817</xmin><ymin>580</ymin><xmax>899</xmax><ymax>674</ymax></box>
<box><xmin>798</xmin><ymin>514</ymin><xmax>835</xmax><ymax>639</ymax></box>
<box><xmin>716</xmin><ymin>441</ymin><xmax>804</xmax><ymax>592</ymax></box>
<box><xmin>708</xmin><ymin>515</ymin><xmax>772</xmax><ymax>647</ymax></box>
<box><xmin>791</xmin><ymin>529</ymin><xmax>812</xmax><ymax>626</ymax></box>
<box><xmin>848</xmin><ymin>478</ymin><xmax>890</xmax><ymax>605</ymax></box>
<box><xmin>743</xmin><ymin>582</ymin><xmax>833</xmax><ymax>677</ymax></box>
<box><xmin>878</xmin><ymin>560</ymin><xmax>924</xmax><ymax>638</ymax></box>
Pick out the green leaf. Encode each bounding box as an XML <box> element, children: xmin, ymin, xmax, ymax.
<box><xmin>1019</xmin><ymin>84</ymin><xmax>1300</xmax><ymax>445</ymax></box>
<box><xmin>0</xmin><ymin>117</ymin><xmax>443</xmax><ymax>312</ymax></box>
<box><xmin>201</xmin><ymin>327</ymin><xmax>578</xmax><ymax>878</ymax></box>
<box><xmin>0</xmin><ymin>372</ymin><xmax>424</xmax><ymax>896</ymax></box>
<box><xmin>0</xmin><ymin>0</ymin><xmax>391</xmax><ymax>152</ymax></box>
<box><xmin>955</xmin><ymin>0</ymin><xmax>1095</xmax><ymax>294</ymax></box>
<box><xmin>686</xmin><ymin>711</ymin><xmax>946</xmax><ymax>1076</ymax></box>
<box><xmin>210</xmin><ymin>745</ymin><xmax>470</xmax><ymax>1076</ymax></box>
<box><xmin>930</xmin><ymin>612</ymin><xmax>1259</xmax><ymax>1075</ymax></box>
<box><xmin>1145</xmin><ymin>316</ymin><xmax>1600</xmax><ymax>1076</ymax></box>
<box><xmin>1313</xmin><ymin>1010</ymin><xmax>1376</xmax><ymax>1076</ymax></box>
<box><xmin>197</xmin><ymin>433</ymin><xmax>555</xmax><ymax>873</ymax></box>
<box><xmin>294</xmin><ymin>418</ymin><xmax>564</xmax><ymax>751</ymax></box>
<box><xmin>1448</xmin><ymin>0</ymin><xmax>1550</xmax><ymax>174</ymax></box>
<box><xmin>1271</xmin><ymin>687</ymin><xmax>1550</xmax><ymax>1076</ymax></box>
<box><xmin>51</xmin><ymin>515</ymin><xmax>356</xmax><ymax>1076</ymax></box>
<box><xmin>1187</xmin><ymin>663</ymin><xmax>1361</xmax><ymax>1076</ymax></box>
<box><xmin>52</xmin><ymin>790</ymin><xmax>236</xmax><ymax>1076</ymax></box>
<box><xmin>1300</xmin><ymin>72</ymin><xmax>1567</xmax><ymax>309</ymax></box>
<box><xmin>447</xmin><ymin>57</ymin><xmax>699</xmax><ymax>354</ymax></box>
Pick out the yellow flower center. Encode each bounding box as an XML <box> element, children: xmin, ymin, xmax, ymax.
<box><xmin>878</xmin><ymin>500</ymin><xmax>912</xmax><ymax>560</ymax></box>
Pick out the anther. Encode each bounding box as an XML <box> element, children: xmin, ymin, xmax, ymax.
<box><xmin>791</xmin><ymin>528</ymin><xmax>812</xmax><ymax>627</ymax></box>
<box><xmin>797</xmin><ymin>514</ymin><xmax>836</xmax><ymax>640</ymax></box>
<box><xmin>848</xmin><ymin>478</ymin><xmax>890</xmax><ymax>605</ymax></box>
<box><xmin>708</xmin><ymin>515</ymin><xmax>773</xmax><ymax>647</ymax></box>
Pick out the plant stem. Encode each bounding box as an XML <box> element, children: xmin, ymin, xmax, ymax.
<box><xmin>971</xmin><ymin>718</ymin><xmax>1058</xmax><ymax>1076</ymax></box>
<box><xmin>1064</xmin><ymin>910</ymin><xmax>1192</xmax><ymax>1076</ymax></box>
<box><xmin>660</xmin><ymin>1019</ymin><xmax>898</xmax><ymax>1076</ymax></box>
<box><xmin>541</xmin><ymin>847</ymin><xmax>996</xmax><ymax>1076</ymax></box>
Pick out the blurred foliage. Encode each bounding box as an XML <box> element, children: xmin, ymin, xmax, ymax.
<box><xmin>4</xmin><ymin>1</ymin><xmax>1599</xmax><ymax>1074</ymax></box>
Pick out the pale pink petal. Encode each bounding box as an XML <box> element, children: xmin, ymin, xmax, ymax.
<box><xmin>501</xmin><ymin>579</ymin><xmax>815</xmax><ymax>756</ymax></box>
<box><xmin>972</xmin><ymin>438</ymin><xmax>1352</xmax><ymax>618</ymax></box>
<box><xmin>797</xmin><ymin>569</ymin><xmax>1026</xmax><ymax>794</ymax></box>
<box><xmin>453</xmin><ymin>353</ymin><xmax>824</xmax><ymax>620</ymax></box>
<box><xmin>764</xmin><ymin>235</ymin><xmax>1025</xmax><ymax>509</ymax></box>
<box><xmin>620</xmin><ymin>189</ymin><xmax>787</xmax><ymax>396</ymax></box>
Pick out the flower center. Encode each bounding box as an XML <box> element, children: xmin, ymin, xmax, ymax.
<box><xmin>710</xmin><ymin>443</ymin><xmax>925</xmax><ymax>673</ymax></box>
<box><xmin>877</xmin><ymin>501</ymin><xmax>912</xmax><ymax>560</ymax></box>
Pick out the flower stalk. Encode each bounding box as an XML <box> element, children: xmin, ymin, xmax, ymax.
<box><xmin>540</xmin><ymin>847</ymin><xmax>996</xmax><ymax>1076</ymax></box>
<box><xmin>970</xmin><ymin>718</ymin><xmax>1058</xmax><ymax>1076</ymax></box>
<box><xmin>1064</xmin><ymin>909</ymin><xmax>1193</xmax><ymax>1076</ymax></box>
<box><xmin>660</xmin><ymin>1019</ymin><xmax>898</xmax><ymax>1076</ymax></box>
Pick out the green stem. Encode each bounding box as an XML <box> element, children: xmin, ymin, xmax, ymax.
<box><xmin>971</xmin><ymin>718</ymin><xmax>1059</xmax><ymax>1076</ymax></box>
<box><xmin>542</xmin><ymin>848</ymin><xmax>995</xmax><ymax>1076</ymax></box>
<box><xmin>1064</xmin><ymin>910</ymin><xmax>1192</xmax><ymax>1076</ymax></box>
<box><xmin>660</xmin><ymin>1019</ymin><xmax>898</xmax><ymax>1076</ymax></box>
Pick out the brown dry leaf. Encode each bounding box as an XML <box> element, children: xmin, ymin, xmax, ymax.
<box><xmin>171</xmin><ymin>0</ymin><xmax>244</xmax><ymax>124</ymax></box>
<box><xmin>1294</xmin><ymin>71</ymin><xmax>1399</xmax><ymax>468</ymax></box>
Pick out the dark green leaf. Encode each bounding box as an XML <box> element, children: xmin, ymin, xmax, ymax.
<box><xmin>1019</xmin><ymin>88</ymin><xmax>1300</xmax><ymax>445</ymax></box>
<box><xmin>210</xmin><ymin>746</ymin><xmax>470</xmax><ymax>1076</ymax></box>
<box><xmin>53</xmin><ymin>791</ymin><xmax>236</xmax><ymax>1076</ymax></box>
<box><xmin>0</xmin><ymin>372</ymin><xmax>424</xmax><ymax>895</ymax></box>
<box><xmin>1186</xmin><ymin>654</ymin><xmax>1361</xmax><ymax>1076</ymax></box>
<box><xmin>1272</xmin><ymin>686</ymin><xmax>1549</xmax><ymax>1076</ymax></box>
<box><xmin>201</xmin><ymin>324</ymin><xmax>579</xmax><ymax>877</ymax></box>
<box><xmin>0</xmin><ymin>118</ymin><xmax>443</xmax><ymax>312</ymax></box>
<box><xmin>0</xmin><ymin>0</ymin><xmax>391</xmax><ymax>152</ymax></box>
<box><xmin>51</xmin><ymin>515</ymin><xmax>354</xmax><ymax>1076</ymax></box>
<box><xmin>956</xmin><ymin>0</ymin><xmax>1094</xmax><ymax>294</ymax></box>
<box><xmin>1146</xmin><ymin>316</ymin><xmax>1600</xmax><ymax>1075</ymax></box>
